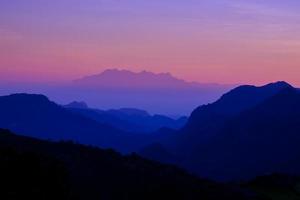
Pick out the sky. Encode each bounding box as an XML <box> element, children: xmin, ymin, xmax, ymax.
<box><xmin>1</xmin><ymin>0</ymin><xmax>300</xmax><ymax>85</ymax></box>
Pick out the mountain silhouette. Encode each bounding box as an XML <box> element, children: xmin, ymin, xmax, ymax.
<box><xmin>65</xmin><ymin>101</ymin><xmax>89</xmax><ymax>109</ymax></box>
<box><xmin>65</xmin><ymin>103</ymin><xmax>188</xmax><ymax>133</ymax></box>
<box><xmin>141</xmin><ymin>81</ymin><xmax>300</xmax><ymax>181</ymax></box>
<box><xmin>176</xmin><ymin>81</ymin><xmax>293</xmax><ymax>150</ymax></box>
<box><xmin>186</xmin><ymin>81</ymin><xmax>292</xmax><ymax>129</ymax></box>
<box><xmin>0</xmin><ymin>128</ymin><xmax>258</xmax><ymax>200</ymax></box>
<box><xmin>243</xmin><ymin>173</ymin><xmax>300</xmax><ymax>199</ymax></box>
<box><xmin>0</xmin><ymin>93</ymin><xmax>149</xmax><ymax>152</ymax></box>
<box><xmin>68</xmin><ymin>69</ymin><xmax>234</xmax><ymax>115</ymax></box>
<box><xmin>0</xmin><ymin>69</ymin><xmax>233</xmax><ymax>115</ymax></box>
<box><xmin>73</xmin><ymin>69</ymin><xmax>227</xmax><ymax>89</ymax></box>
<box><xmin>191</xmin><ymin>88</ymin><xmax>300</xmax><ymax>180</ymax></box>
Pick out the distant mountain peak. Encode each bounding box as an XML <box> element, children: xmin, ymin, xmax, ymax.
<box><xmin>80</xmin><ymin>69</ymin><xmax>178</xmax><ymax>80</ymax></box>
<box><xmin>73</xmin><ymin>69</ymin><xmax>186</xmax><ymax>89</ymax></box>
<box><xmin>101</xmin><ymin>68</ymin><xmax>134</xmax><ymax>75</ymax></box>
<box><xmin>101</xmin><ymin>69</ymin><xmax>173</xmax><ymax>78</ymax></box>
<box><xmin>65</xmin><ymin>101</ymin><xmax>89</xmax><ymax>109</ymax></box>
<box><xmin>73</xmin><ymin>69</ymin><xmax>227</xmax><ymax>90</ymax></box>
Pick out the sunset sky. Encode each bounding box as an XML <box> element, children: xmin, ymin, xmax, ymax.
<box><xmin>1</xmin><ymin>0</ymin><xmax>300</xmax><ymax>85</ymax></box>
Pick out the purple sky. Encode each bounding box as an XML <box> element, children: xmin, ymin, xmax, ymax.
<box><xmin>1</xmin><ymin>0</ymin><xmax>300</xmax><ymax>85</ymax></box>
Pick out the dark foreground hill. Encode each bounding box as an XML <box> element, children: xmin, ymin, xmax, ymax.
<box><xmin>243</xmin><ymin>173</ymin><xmax>300</xmax><ymax>200</ymax></box>
<box><xmin>0</xmin><ymin>129</ymin><xmax>259</xmax><ymax>200</ymax></box>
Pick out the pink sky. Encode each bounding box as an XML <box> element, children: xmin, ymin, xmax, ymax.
<box><xmin>1</xmin><ymin>0</ymin><xmax>300</xmax><ymax>86</ymax></box>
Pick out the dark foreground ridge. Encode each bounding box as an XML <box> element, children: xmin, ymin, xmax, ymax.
<box><xmin>0</xmin><ymin>128</ymin><xmax>258</xmax><ymax>200</ymax></box>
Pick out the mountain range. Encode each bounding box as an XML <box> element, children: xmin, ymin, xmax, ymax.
<box><xmin>140</xmin><ymin>81</ymin><xmax>300</xmax><ymax>181</ymax></box>
<box><xmin>0</xmin><ymin>69</ymin><xmax>233</xmax><ymax>115</ymax></box>
<box><xmin>65</xmin><ymin>101</ymin><xmax>188</xmax><ymax>133</ymax></box>
<box><xmin>73</xmin><ymin>69</ymin><xmax>227</xmax><ymax>89</ymax></box>
<box><xmin>0</xmin><ymin>93</ymin><xmax>188</xmax><ymax>153</ymax></box>
<box><xmin>70</xmin><ymin>69</ymin><xmax>234</xmax><ymax>115</ymax></box>
<box><xmin>0</xmin><ymin>93</ymin><xmax>150</xmax><ymax>153</ymax></box>
<box><xmin>2</xmin><ymin>80</ymin><xmax>300</xmax><ymax>184</ymax></box>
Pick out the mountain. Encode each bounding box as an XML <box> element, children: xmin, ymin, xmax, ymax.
<box><xmin>0</xmin><ymin>128</ymin><xmax>259</xmax><ymax>200</ymax></box>
<box><xmin>106</xmin><ymin>108</ymin><xmax>188</xmax><ymax>132</ymax></box>
<box><xmin>68</xmin><ymin>69</ymin><xmax>234</xmax><ymax>115</ymax></box>
<box><xmin>0</xmin><ymin>69</ymin><xmax>233</xmax><ymax>115</ymax></box>
<box><xmin>141</xmin><ymin>81</ymin><xmax>300</xmax><ymax>181</ymax></box>
<box><xmin>73</xmin><ymin>69</ymin><xmax>226</xmax><ymax>89</ymax></box>
<box><xmin>65</xmin><ymin>101</ymin><xmax>89</xmax><ymax>109</ymax></box>
<box><xmin>65</xmin><ymin>103</ymin><xmax>188</xmax><ymax>133</ymax></box>
<box><xmin>176</xmin><ymin>81</ymin><xmax>293</xmax><ymax>152</ymax></box>
<box><xmin>190</xmin><ymin>88</ymin><xmax>300</xmax><ymax>180</ymax></box>
<box><xmin>243</xmin><ymin>173</ymin><xmax>300</xmax><ymax>200</ymax></box>
<box><xmin>186</xmin><ymin>81</ymin><xmax>292</xmax><ymax>130</ymax></box>
<box><xmin>143</xmin><ymin>81</ymin><xmax>293</xmax><ymax>154</ymax></box>
<box><xmin>0</xmin><ymin>93</ymin><xmax>149</xmax><ymax>153</ymax></box>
